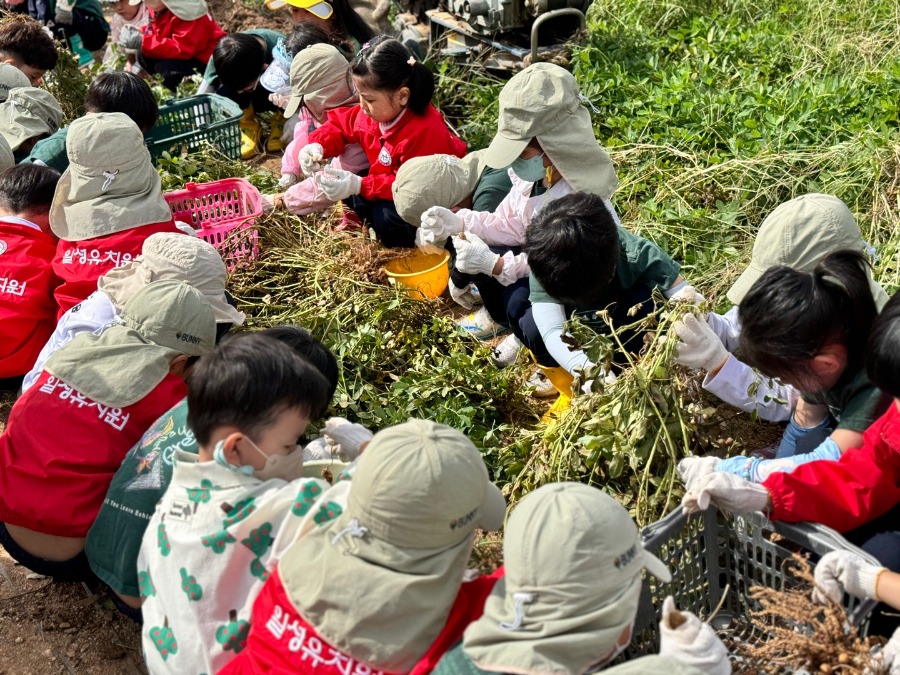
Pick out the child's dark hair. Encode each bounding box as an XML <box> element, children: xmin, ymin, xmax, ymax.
<box><xmin>0</xmin><ymin>164</ymin><xmax>60</xmax><ymax>215</ymax></box>
<box><xmin>738</xmin><ymin>249</ymin><xmax>877</xmax><ymax>390</ymax></box>
<box><xmin>321</xmin><ymin>0</ymin><xmax>374</xmax><ymax>48</ymax></box>
<box><xmin>351</xmin><ymin>36</ymin><xmax>433</xmax><ymax>115</ymax></box>
<box><xmin>524</xmin><ymin>191</ymin><xmax>620</xmax><ymax>307</ymax></box>
<box><xmin>213</xmin><ymin>33</ymin><xmax>267</xmax><ymax>92</ymax></box>
<box><xmin>261</xmin><ymin>325</ymin><xmax>339</xmax><ymax>402</ymax></box>
<box><xmin>866</xmin><ymin>292</ymin><xmax>900</xmax><ymax>398</ymax></box>
<box><xmin>187</xmin><ymin>332</ymin><xmax>331</xmax><ymax>446</ymax></box>
<box><xmin>285</xmin><ymin>22</ymin><xmax>344</xmax><ymax>57</ymax></box>
<box><xmin>84</xmin><ymin>72</ymin><xmax>158</xmax><ymax>132</ymax></box>
<box><xmin>0</xmin><ymin>18</ymin><xmax>58</xmax><ymax>71</ymax></box>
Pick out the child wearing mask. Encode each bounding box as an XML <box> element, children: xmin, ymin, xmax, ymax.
<box><xmin>139</xmin><ymin>332</ymin><xmax>336</xmax><ymax>674</ymax></box>
<box><xmin>0</xmin><ymin>280</ymin><xmax>215</xmax><ymax>581</ymax></box>
<box><xmin>298</xmin><ymin>36</ymin><xmax>466</xmax><ymax>247</ymax></box>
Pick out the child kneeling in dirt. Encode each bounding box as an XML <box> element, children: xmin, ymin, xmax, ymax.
<box><xmin>434</xmin><ymin>482</ymin><xmax>729</xmax><ymax>675</ymax></box>
<box><xmin>139</xmin><ymin>331</ymin><xmax>348</xmax><ymax>674</ymax></box>
<box><xmin>521</xmin><ymin>191</ymin><xmax>696</xmax><ymax>385</ymax></box>
<box><xmin>0</xmin><ymin>280</ymin><xmax>215</xmax><ymax>581</ymax></box>
<box><xmin>0</xmin><ymin>164</ymin><xmax>61</xmax><ymax>392</ymax></box>
<box><xmin>219</xmin><ymin>419</ymin><xmax>506</xmax><ymax>675</ymax></box>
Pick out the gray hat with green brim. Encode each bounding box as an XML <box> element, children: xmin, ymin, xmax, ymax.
<box><xmin>727</xmin><ymin>193</ymin><xmax>889</xmax><ymax>308</ymax></box>
<box><xmin>50</xmin><ymin>112</ymin><xmax>173</xmax><ymax>242</ymax></box>
<box><xmin>463</xmin><ymin>483</ymin><xmax>671</xmax><ymax>674</ymax></box>
<box><xmin>0</xmin><ymin>86</ymin><xmax>63</xmax><ymax>152</ymax></box>
<box><xmin>393</xmin><ymin>150</ymin><xmax>486</xmax><ymax>225</ymax></box>
<box><xmin>44</xmin><ymin>279</ymin><xmax>216</xmax><ymax>407</ymax></box>
<box><xmin>484</xmin><ymin>63</ymin><xmax>617</xmax><ymax>199</ymax></box>
<box><xmin>0</xmin><ymin>65</ymin><xmax>30</xmax><ymax>103</ymax></box>
<box><xmin>0</xmin><ymin>134</ymin><xmax>13</xmax><ymax>172</ymax></box>
<box><xmin>98</xmin><ymin>232</ymin><xmax>245</xmax><ymax>325</ymax></box>
<box><xmin>284</xmin><ymin>43</ymin><xmax>356</xmax><ymax>122</ymax></box>
<box><xmin>279</xmin><ymin>419</ymin><xmax>506</xmax><ymax>674</ymax></box>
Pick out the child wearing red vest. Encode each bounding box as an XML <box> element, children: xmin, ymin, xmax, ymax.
<box><xmin>297</xmin><ymin>36</ymin><xmax>466</xmax><ymax>248</ymax></box>
<box><xmin>0</xmin><ymin>279</ymin><xmax>215</xmax><ymax>581</ymax></box>
<box><xmin>0</xmin><ymin>164</ymin><xmax>61</xmax><ymax>391</ymax></box>
<box><xmin>220</xmin><ymin>419</ymin><xmax>505</xmax><ymax>675</ymax></box>
<box><xmin>117</xmin><ymin>0</ymin><xmax>225</xmax><ymax>90</ymax></box>
<box><xmin>49</xmin><ymin>112</ymin><xmax>183</xmax><ymax>319</ymax></box>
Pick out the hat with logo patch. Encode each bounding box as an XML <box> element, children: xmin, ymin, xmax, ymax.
<box><xmin>393</xmin><ymin>150</ymin><xmax>486</xmax><ymax>225</ymax></box>
<box><xmin>461</xmin><ymin>482</ymin><xmax>671</xmax><ymax>674</ymax></box>
<box><xmin>0</xmin><ymin>64</ymin><xmax>30</xmax><ymax>103</ymax></box>
<box><xmin>0</xmin><ymin>86</ymin><xmax>63</xmax><ymax>153</ymax></box>
<box><xmin>278</xmin><ymin>419</ymin><xmax>505</xmax><ymax>673</ymax></box>
<box><xmin>727</xmin><ymin>193</ymin><xmax>889</xmax><ymax>308</ymax></box>
<box><xmin>45</xmin><ymin>280</ymin><xmax>216</xmax><ymax>407</ymax></box>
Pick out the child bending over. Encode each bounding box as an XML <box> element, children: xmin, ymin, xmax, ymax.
<box><xmin>0</xmin><ymin>164</ymin><xmax>60</xmax><ymax>391</ymax></box>
<box><xmin>0</xmin><ymin>280</ymin><xmax>215</xmax><ymax>580</ymax></box>
<box><xmin>0</xmin><ymin>17</ymin><xmax>58</xmax><ymax>85</ymax></box>
<box><xmin>139</xmin><ymin>331</ymin><xmax>335</xmax><ymax>673</ymax></box>
<box><xmin>49</xmin><ymin>112</ymin><xmax>184</xmax><ymax>317</ymax></box>
<box><xmin>298</xmin><ymin>36</ymin><xmax>466</xmax><ymax>247</ymax></box>
<box><xmin>0</xmin><ymin>86</ymin><xmax>63</xmax><ymax>162</ymax></box>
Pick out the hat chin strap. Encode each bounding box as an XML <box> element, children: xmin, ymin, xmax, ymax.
<box><xmin>101</xmin><ymin>170</ymin><xmax>120</xmax><ymax>192</ymax></box>
<box><xmin>499</xmin><ymin>592</ymin><xmax>536</xmax><ymax>631</ymax></box>
<box><xmin>331</xmin><ymin>517</ymin><xmax>369</xmax><ymax>545</ymax></box>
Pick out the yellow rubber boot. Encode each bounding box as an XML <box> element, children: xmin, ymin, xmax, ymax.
<box><xmin>537</xmin><ymin>364</ymin><xmax>574</xmax><ymax>423</ymax></box>
<box><xmin>266</xmin><ymin>111</ymin><xmax>285</xmax><ymax>153</ymax></box>
<box><xmin>240</xmin><ymin>106</ymin><xmax>262</xmax><ymax>159</ymax></box>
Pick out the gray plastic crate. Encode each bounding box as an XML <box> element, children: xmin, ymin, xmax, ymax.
<box><xmin>619</xmin><ymin>508</ymin><xmax>879</xmax><ymax>665</ymax></box>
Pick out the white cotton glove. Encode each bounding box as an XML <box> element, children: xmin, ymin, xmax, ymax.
<box><xmin>673</xmin><ymin>313</ymin><xmax>730</xmax><ymax>372</ymax></box>
<box><xmin>449</xmin><ymin>281</ymin><xmax>477</xmax><ymax>310</ymax></box>
<box><xmin>322</xmin><ymin>418</ymin><xmax>374</xmax><ymax>462</ymax></box>
<box><xmin>278</xmin><ymin>173</ymin><xmax>298</xmax><ymax>189</ymax></box>
<box><xmin>454</xmin><ymin>232</ymin><xmax>500</xmax><ymax>276</ymax></box>
<box><xmin>676</xmin><ymin>455</ymin><xmax>721</xmax><ymax>487</ymax></box>
<box><xmin>665</xmin><ymin>283</ymin><xmax>705</xmax><ymax>305</ymax></box>
<box><xmin>54</xmin><ymin>6</ymin><xmax>73</xmax><ymax>24</ymax></box>
<box><xmin>659</xmin><ymin>596</ymin><xmax>732</xmax><ymax>675</ymax></box>
<box><xmin>579</xmin><ymin>371</ymin><xmax>617</xmax><ymax>395</ymax></box>
<box><xmin>118</xmin><ymin>25</ymin><xmax>143</xmax><ymax>53</ymax></box>
<box><xmin>299</xmin><ymin>143</ymin><xmax>325</xmax><ymax>176</ymax></box>
<box><xmin>869</xmin><ymin>628</ymin><xmax>900</xmax><ymax>675</ymax></box>
<box><xmin>813</xmin><ymin>551</ymin><xmax>884</xmax><ymax>605</ymax></box>
<box><xmin>315</xmin><ymin>166</ymin><xmax>361</xmax><ymax>202</ymax></box>
<box><xmin>417</xmin><ymin>206</ymin><xmax>464</xmax><ymax>248</ymax></box>
<box><xmin>681</xmin><ymin>472</ymin><xmax>769</xmax><ymax>516</ymax></box>
<box><xmin>302</xmin><ymin>437</ymin><xmax>335</xmax><ymax>462</ymax></box>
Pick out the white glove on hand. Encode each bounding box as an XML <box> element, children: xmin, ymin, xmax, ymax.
<box><xmin>676</xmin><ymin>455</ymin><xmax>721</xmax><ymax>487</ymax></box>
<box><xmin>659</xmin><ymin>596</ymin><xmax>732</xmax><ymax>675</ymax></box>
<box><xmin>299</xmin><ymin>143</ymin><xmax>325</xmax><ymax>176</ymax></box>
<box><xmin>322</xmin><ymin>418</ymin><xmax>374</xmax><ymax>462</ymax></box>
<box><xmin>666</xmin><ymin>284</ymin><xmax>705</xmax><ymax>305</ymax></box>
<box><xmin>813</xmin><ymin>550</ymin><xmax>884</xmax><ymax>605</ymax></box>
<box><xmin>449</xmin><ymin>281</ymin><xmax>477</xmax><ymax>310</ymax></box>
<box><xmin>579</xmin><ymin>371</ymin><xmax>617</xmax><ymax>395</ymax></box>
<box><xmin>681</xmin><ymin>472</ymin><xmax>769</xmax><ymax>515</ymax></box>
<box><xmin>869</xmin><ymin>627</ymin><xmax>900</xmax><ymax>675</ymax></box>
<box><xmin>302</xmin><ymin>437</ymin><xmax>335</xmax><ymax>462</ymax></box>
<box><xmin>316</xmin><ymin>166</ymin><xmax>361</xmax><ymax>202</ymax></box>
<box><xmin>419</xmin><ymin>206</ymin><xmax>463</xmax><ymax>246</ymax></box>
<box><xmin>454</xmin><ymin>232</ymin><xmax>500</xmax><ymax>276</ymax></box>
<box><xmin>55</xmin><ymin>6</ymin><xmax>73</xmax><ymax>24</ymax></box>
<box><xmin>673</xmin><ymin>313</ymin><xmax>730</xmax><ymax>372</ymax></box>
<box><xmin>278</xmin><ymin>173</ymin><xmax>298</xmax><ymax>189</ymax></box>
<box><xmin>118</xmin><ymin>25</ymin><xmax>143</xmax><ymax>52</ymax></box>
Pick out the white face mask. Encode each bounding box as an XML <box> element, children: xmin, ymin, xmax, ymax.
<box><xmin>213</xmin><ymin>436</ymin><xmax>305</xmax><ymax>482</ymax></box>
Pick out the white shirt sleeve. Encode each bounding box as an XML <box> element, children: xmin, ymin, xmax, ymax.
<box><xmin>22</xmin><ymin>291</ymin><xmax>120</xmax><ymax>392</ymax></box>
<box><xmin>706</xmin><ymin>306</ymin><xmax>742</xmax><ymax>352</ymax></box>
<box><xmin>703</xmin><ymin>354</ymin><xmax>797</xmax><ymax>422</ymax></box>
<box><xmin>531</xmin><ymin>301</ymin><xmax>592</xmax><ymax>374</ymax></box>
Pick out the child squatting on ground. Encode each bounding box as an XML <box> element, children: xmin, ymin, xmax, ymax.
<box><xmin>0</xmin><ymin>279</ymin><xmax>215</xmax><ymax>580</ymax></box>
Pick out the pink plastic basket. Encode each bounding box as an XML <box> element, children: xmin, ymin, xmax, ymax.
<box><xmin>164</xmin><ymin>178</ymin><xmax>263</xmax><ymax>267</ymax></box>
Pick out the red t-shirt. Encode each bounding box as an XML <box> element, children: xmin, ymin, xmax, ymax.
<box><xmin>52</xmin><ymin>220</ymin><xmax>183</xmax><ymax>319</ymax></box>
<box><xmin>219</xmin><ymin>567</ymin><xmax>503</xmax><ymax>674</ymax></box>
<box><xmin>0</xmin><ymin>369</ymin><xmax>186</xmax><ymax>536</ymax></box>
<box><xmin>0</xmin><ymin>219</ymin><xmax>60</xmax><ymax>378</ymax></box>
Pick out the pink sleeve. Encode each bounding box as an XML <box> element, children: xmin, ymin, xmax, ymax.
<box><xmin>282</xmin><ymin>177</ymin><xmax>336</xmax><ymax>216</ymax></box>
<box><xmin>457</xmin><ymin>186</ymin><xmax>528</xmax><ymax>248</ymax></box>
<box><xmin>282</xmin><ymin>109</ymin><xmax>318</xmax><ymax>177</ymax></box>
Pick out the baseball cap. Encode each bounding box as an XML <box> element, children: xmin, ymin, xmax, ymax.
<box><xmin>0</xmin><ymin>64</ymin><xmax>30</xmax><ymax>103</ymax></box>
<box><xmin>98</xmin><ymin>232</ymin><xmax>245</xmax><ymax>325</ymax></box>
<box><xmin>45</xmin><ymin>280</ymin><xmax>216</xmax><ymax>407</ymax></box>
<box><xmin>50</xmin><ymin>113</ymin><xmax>173</xmax><ymax>242</ymax></box>
<box><xmin>265</xmin><ymin>0</ymin><xmax>333</xmax><ymax>18</ymax></box>
<box><xmin>727</xmin><ymin>193</ymin><xmax>889</xmax><ymax>307</ymax></box>
<box><xmin>393</xmin><ymin>151</ymin><xmax>486</xmax><ymax>224</ymax></box>
<box><xmin>0</xmin><ymin>86</ymin><xmax>63</xmax><ymax>152</ymax></box>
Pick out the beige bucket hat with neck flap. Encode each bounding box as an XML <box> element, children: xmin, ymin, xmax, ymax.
<box><xmin>278</xmin><ymin>418</ymin><xmax>506</xmax><ymax>673</ymax></box>
<box><xmin>50</xmin><ymin>112</ymin><xmax>173</xmax><ymax>242</ymax></box>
